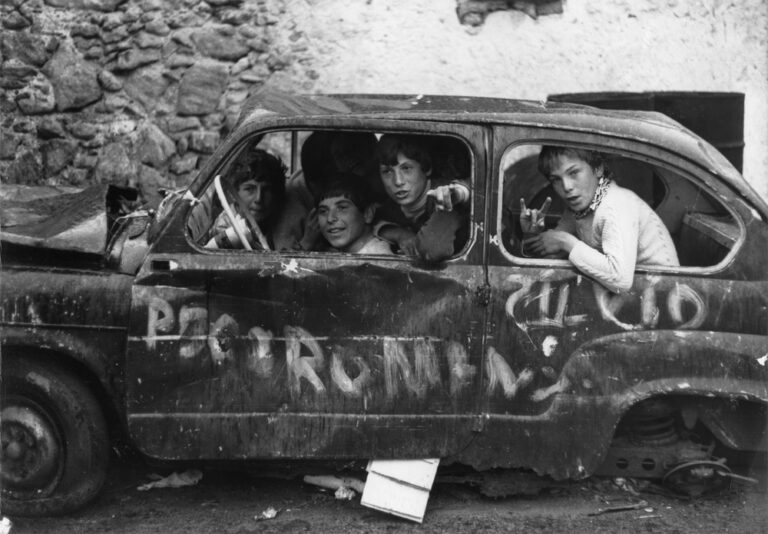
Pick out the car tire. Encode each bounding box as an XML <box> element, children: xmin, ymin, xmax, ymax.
<box><xmin>1</xmin><ymin>357</ymin><xmax>109</xmax><ymax>516</ymax></box>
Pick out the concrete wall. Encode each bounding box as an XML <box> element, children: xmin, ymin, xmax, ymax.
<box><xmin>2</xmin><ymin>0</ymin><xmax>767</xmax><ymax>199</ymax></box>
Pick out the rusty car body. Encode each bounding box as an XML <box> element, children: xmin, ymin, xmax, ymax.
<box><xmin>2</xmin><ymin>91</ymin><xmax>767</xmax><ymax>516</ymax></box>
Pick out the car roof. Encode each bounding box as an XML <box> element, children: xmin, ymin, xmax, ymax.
<box><xmin>233</xmin><ymin>89</ymin><xmax>766</xmax><ymax>215</ymax></box>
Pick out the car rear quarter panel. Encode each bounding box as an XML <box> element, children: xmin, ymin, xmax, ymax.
<box><xmin>472</xmin><ymin>124</ymin><xmax>768</xmax><ymax>478</ymax></box>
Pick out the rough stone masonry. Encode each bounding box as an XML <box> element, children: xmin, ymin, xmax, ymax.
<box><xmin>0</xmin><ymin>0</ymin><xmax>312</xmax><ymax>205</ymax></box>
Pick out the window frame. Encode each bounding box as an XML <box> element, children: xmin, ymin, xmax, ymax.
<box><xmin>183</xmin><ymin>121</ymin><xmax>483</xmax><ymax>264</ymax></box>
<box><xmin>494</xmin><ymin>135</ymin><xmax>745</xmax><ymax>275</ymax></box>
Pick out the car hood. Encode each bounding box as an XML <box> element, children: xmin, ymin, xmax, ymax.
<box><xmin>1</xmin><ymin>184</ymin><xmax>135</xmax><ymax>256</ymax></box>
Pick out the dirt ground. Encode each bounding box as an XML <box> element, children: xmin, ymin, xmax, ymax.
<box><xmin>5</xmin><ymin>455</ymin><xmax>767</xmax><ymax>534</ymax></box>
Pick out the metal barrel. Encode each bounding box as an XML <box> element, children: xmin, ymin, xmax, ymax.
<box><xmin>548</xmin><ymin>91</ymin><xmax>744</xmax><ymax>172</ymax></box>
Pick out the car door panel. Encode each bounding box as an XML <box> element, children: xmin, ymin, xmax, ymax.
<box><xmin>125</xmin><ymin>122</ymin><xmax>490</xmax><ymax>461</ymax></box>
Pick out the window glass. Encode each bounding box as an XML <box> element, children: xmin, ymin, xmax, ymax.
<box><xmin>187</xmin><ymin>130</ymin><xmax>473</xmax><ymax>261</ymax></box>
<box><xmin>500</xmin><ymin>143</ymin><xmax>738</xmax><ymax>268</ymax></box>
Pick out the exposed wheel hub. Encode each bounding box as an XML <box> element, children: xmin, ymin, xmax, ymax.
<box><xmin>662</xmin><ymin>460</ymin><xmax>733</xmax><ymax>497</ymax></box>
<box><xmin>1</xmin><ymin>405</ymin><xmax>61</xmax><ymax>491</ymax></box>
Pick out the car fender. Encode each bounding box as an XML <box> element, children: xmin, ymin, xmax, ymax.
<box><xmin>561</xmin><ymin>329</ymin><xmax>768</xmax><ymax>403</ymax></box>
<box><xmin>1</xmin><ymin>325</ymin><xmax>126</xmax><ymax>408</ymax></box>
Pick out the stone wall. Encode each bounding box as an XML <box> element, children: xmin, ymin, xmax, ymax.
<box><xmin>1</xmin><ymin>0</ymin><xmax>314</xmax><ymax>204</ymax></box>
<box><xmin>2</xmin><ymin>0</ymin><xmax>767</xmax><ymax>199</ymax></box>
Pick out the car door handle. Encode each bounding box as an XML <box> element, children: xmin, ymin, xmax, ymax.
<box><xmin>151</xmin><ymin>259</ymin><xmax>179</xmax><ymax>271</ymax></box>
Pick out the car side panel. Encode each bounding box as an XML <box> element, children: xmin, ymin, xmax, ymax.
<box><xmin>125</xmin><ymin>122</ymin><xmax>491</xmax><ymax>461</ymax></box>
<box><xmin>0</xmin><ymin>268</ymin><xmax>133</xmax><ymax>411</ymax></box>
<box><xmin>474</xmin><ymin>124</ymin><xmax>768</xmax><ymax>478</ymax></box>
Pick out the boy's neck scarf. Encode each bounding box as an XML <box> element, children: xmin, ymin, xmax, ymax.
<box><xmin>401</xmin><ymin>180</ymin><xmax>431</xmax><ymax>221</ymax></box>
<box><xmin>572</xmin><ymin>176</ymin><xmax>611</xmax><ymax>219</ymax></box>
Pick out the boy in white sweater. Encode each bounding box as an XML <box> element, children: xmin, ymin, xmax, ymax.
<box><xmin>521</xmin><ymin>146</ymin><xmax>679</xmax><ymax>293</ymax></box>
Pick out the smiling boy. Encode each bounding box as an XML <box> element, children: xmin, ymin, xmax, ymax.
<box><xmin>317</xmin><ymin>178</ymin><xmax>393</xmax><ymax>254</ymax></box>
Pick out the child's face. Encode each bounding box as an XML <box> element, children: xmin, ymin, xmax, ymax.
<box><xmin>545</xmin><ymin>153</ymin><xmax>601</xmax><ymax>212</ymax></box>
<box><xmin>237</xmin><ymin>178</ymin><xmax>276</xmax><ymax>222</ymax></box>
<box><xmin>317</xmin><ymin>195</ymin><xmax>371</xmax><ymax>252</ymax></box>
<box><xmin>379</xmin><ymin>152</ymin><xmax>430</xmax><ymax>208</ymax></box>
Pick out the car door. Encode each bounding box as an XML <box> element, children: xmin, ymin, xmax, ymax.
<box><xmin>125</xmin><ymin>119</ymin><xmax>491</xmax><ymax>461</ymax></box>
<box><xmin>467</xmin><ymin>124</ymin><xmax>768</xmax><ymax>476</ymax></box>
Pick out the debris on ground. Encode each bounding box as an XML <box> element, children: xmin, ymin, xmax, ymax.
<box><xmin>256</xmin><ymin>507</ymin><xmax>278</xmax><ymax>520</ymax></box>
<box><xmin>137</xmin><ymin>470</ymin><xmax>203</xmax><ymax>491</ymax></box>
<box><xmin>334</xmin><ymin>486</ymin><xmax>357</xmax><ymax>500</ymax></box>
<box><xmin>303</xmin><ymin>474</ymin><xmax>365</xmax><ymax>495</ymax></box>
<box><xmin>361</xmin><ymin>459</ymin><xmax>440</xmax><ymax>523</ymax></box>
<box><xmin>612</xmin><ymin>477</ymin><xmax>642</xmax><ymax>496</ymax></box>
<box><xmin>588</xmin><ymin>499</ymin><xmax>648</xmax><ymax>516</ymax></box>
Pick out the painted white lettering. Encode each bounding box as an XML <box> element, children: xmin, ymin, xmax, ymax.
<box><xmin>330</xmin><ymin>346</ymin><xmax>372</xmax><ymax>398</ymax></box>
<box><xmin>178</xmin><ymin>306</ymin><xmax>207</xmax><ymax>359</ymax></box>
<box><xmin>485</xmin><ymin>346</ymin><xmax>534</xmax><ymax>399</ymax></box>
<box><xmin>284</xmin><ymin>326</ymin><xmax>326</xmax><ymax>397</ymax></box>
<box><xmin>507</xmin><ymin>279</ymin><xmax>588</xmax><ymax>333</ymax></box>
<box><xmin>505</xmin><ymin>280</ymin><xmax>535</xmax><ymax>332</ymax></box>
<box><xmin>447</xmin><ymin>341</ymin><xmax>476</xmax><ymax>396</ymax></box>
<box><xmin>667</xmin><ymin>283</ymin><xmax>706</xmax><ymax>329</ymax></box>
<box><xmin>530</xmin><ymin>376</ymin><xmax>570</xmax><ymax>402</ymax></box>
<box><xmin>414</xmin><ymin>338</ymin><xmax>442</xmax><ymax>396</ymax></box>
<box><xmin>246</xmin><ymin>326</ymin><xmax>274</xmax><ymax>378</ymax></box>
<box><xmin>383</xmin><ymin>338</ymin><xmax>421</xmax><ymax>400</ymax></box>
<box><xmin>640</xmin><ymin>283</ymin><xmax>660</xmax><ymax>328</ymax></box>
<box><xmin>146</xmin><ymin>297</ymin><xmax>175</xmax><ymax>349</ymax></box>
<box><xmin>595</xmin><ymin>286</ymin><xmax>644</xmax><ymax>331</ymax></box>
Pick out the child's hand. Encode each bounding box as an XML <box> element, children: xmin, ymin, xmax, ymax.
<box><xmin>522</xmin><ymin>229</ymin><xmax>577</xmax><ymax>257</ymax></box>
<box><xmin>519</xmin><ymin>197</ymin><xmax>551</xmax><ymax>234</ymax></box>
<box><xmin>427</xmin><ymin>182</ymin><xmax>470</xmax><ymax>212</ymax></box>
<box><xmin>299</xmin><ymin>208</ymin><xmax>321</xmax><ymax>250</ymax></box>
<box><xmin>397</xmin><ymin>233</ymin><xmax>419</xmax><ymax>256</ymax></box>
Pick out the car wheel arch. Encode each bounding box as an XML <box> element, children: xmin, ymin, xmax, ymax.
<box><xmin>1</xmin><ymin>344</ymin><xmax>128</xmax><ymax>445</ymax></box>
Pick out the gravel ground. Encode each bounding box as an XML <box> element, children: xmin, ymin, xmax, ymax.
<box><xmin>5</xmin><ymin>455</ymin><xmax>767</xmax><ymax>534</ymax></box>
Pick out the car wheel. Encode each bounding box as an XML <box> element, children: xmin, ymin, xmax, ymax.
<box><xmin>1</xmin><ymin>358</ymin><xmax>109</xmax><ymax>516</ymax></box>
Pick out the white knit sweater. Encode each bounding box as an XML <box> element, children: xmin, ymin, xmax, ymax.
<box><xmin>558</xmin><ymin>183</ymin><xmax>679</xmax><ymax>293</ymax></box>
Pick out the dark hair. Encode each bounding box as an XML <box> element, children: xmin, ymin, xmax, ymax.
<box><xmin>330</xmin><ymin>132</ymin><xmax>377</xmax><ymax>171</ymax></box>
<box><xmin>537</xmin><ymin>146</ymin><xmax>612</xmax><ymax>180</ymax></box>
<box><xmin>300</xmin><ymin>131</ymin><xmax>333</xmax><ymax>190</ymax></box>
<box><xmin>317</xmin><ymin>174</ymin><xmax>371</xmax><ymax>212</ymax></box>
<box><xmin>375</xmin><ymin>134</ymin><xmax>432</xmax><ymax>175</ymax></box>
<box><xmin>230</xmin><ymin>148</ymin><xmax>287</xmax><ymax>201</ymax></box>
<box><xmin>301</xmin><ymin>131</ymin><xmax>378</xmax><ymax>193</ymax></box>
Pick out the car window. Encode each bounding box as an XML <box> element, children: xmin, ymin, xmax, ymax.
<box><xmin>187</xmin><ymin>129</ymin><xmax>474</xmax><ymax>260</ymax></box>
<box><xmin>499</xmin><ymin>143</ymin><xmax>739</xmax><ymax>268</ymax></box>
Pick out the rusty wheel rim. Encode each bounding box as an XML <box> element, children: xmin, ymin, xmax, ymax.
<box><xmin>1</xmin><ymin>399</ymin><xmax>63</xmax><ymax>497</ymax></box>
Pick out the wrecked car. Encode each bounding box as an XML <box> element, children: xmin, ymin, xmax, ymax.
<box><xmin>2</xmin><ymin>92</ymin><xmax>766</xmax><ymax>516</ymax></box>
